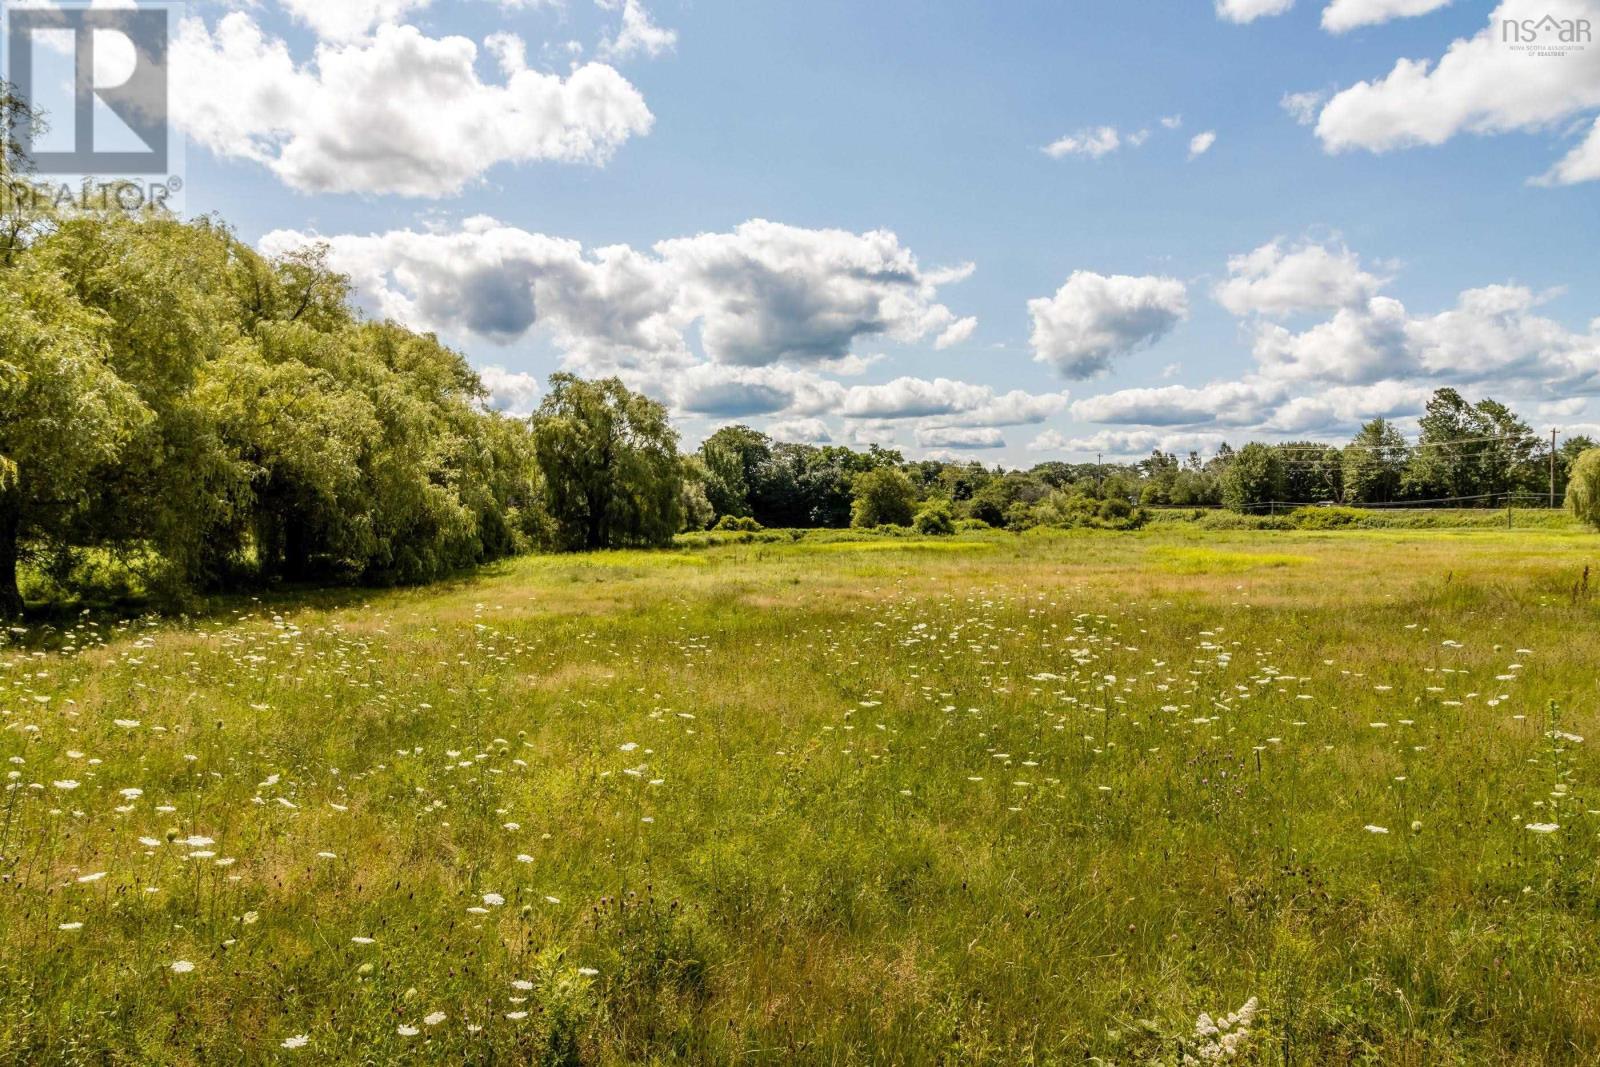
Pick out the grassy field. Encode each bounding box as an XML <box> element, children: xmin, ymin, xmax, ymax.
<box><xmin>3</xmin><ymin>527</ymin><xmax>1599</xmax><ymax>1064</ymax></box>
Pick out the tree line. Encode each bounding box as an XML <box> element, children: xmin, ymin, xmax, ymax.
<box><xmin>5</xmin><ymin>211</ymin><xmax>1598</xmax><ymax>616</ymax></box>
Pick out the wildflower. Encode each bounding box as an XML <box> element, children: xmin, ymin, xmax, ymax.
<box><xmin>171</xmin><ymin>960</ymin><xmax>195</xmax><ymax>974</ymax></box>
<box><xmin>423</xmin><ymin>1012</ymin><xmax>446</xmax><ymax>1026</ymax></box>
<box><xmin>1525</xmin><ymin>822</ymin><xmax>1560</xmax><ymax>834</ymax></box>
<box><xmin>351</xmin><ymin>936</ymin><xmax>375</xmax><ymax>944</ymax></box>
<box><xmin>59</xmin><ymin>922</ymin><xmax>84</xmax><ymax>931</ymax></box>
<box><xmin>77</xmin><ymin>871</ymin><xmax>107</xmax><ymax>883</ymax></box>
<box><xmin>242</xmin><ymin>911</ymin><xmax>260</xmax><ymax>925</ymax></box>
<box><xmin>505</xmin><ymin>1011</ymin><xmax>528</xmax><ymax>1020</ymax></box>
<box><xmin>281</xmin><ymin>1035</ymin><xmax>309</xmax><ymax>1050</ymax></box>
<box><xmin>1362</xmin><ymin>825</ymin><xmax>1389</xmax><ymax>834</ymax></box>
<box><xmin>397</xmin><ymin>1024</ymin><xmax>418</xmax><ymax>1036</ymax></box>
<box><xmin>52</xmin><ymin>780</ymin><xmax>80</xmax><ymax>791</ymax></box>
<box><xmin>482</xmin><ymin>892</ymin><xmax>504</xmax><ymax>906</ymax></box>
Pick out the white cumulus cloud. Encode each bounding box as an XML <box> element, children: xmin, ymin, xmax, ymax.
<box><xmin>1028</xmin><ymin>272</ymin><xmax>1189</xmax><ymax>379</ymax></box>
<box><xmin>1216</xmin><ymin>0</ymin><xmax>1296</xmax><ymax>23</ymax></box>
<box><xmin>173</xmin><ymin>14</ymin><xmax>653</xmax><ymax>196</ymax></box>
<box><xmin>260</xmin><ymin>219</ymin><xmax>975</xmax><ymax>372</ymax></box>
<box><xmin>1321</xmin><ymin>0</ymin><xmax>1454</xmax><ymax>34</ymax></box>
<box><xmin>597</xmin><ymin>0</ymin><xmax>677</xmax><ymax>61</ymax></box>
<box><xmin>1215</xmin><ymin>238</ymin><xmax>1387</xmax><ymax>317</ymax></box>
<box><xmin>1315</xmin><ymin>0</ymin><xmax>1600</xmax><ymax>183</ymax></box>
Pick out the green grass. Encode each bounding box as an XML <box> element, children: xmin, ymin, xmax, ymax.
<box><xmin>3</xmin><ymin>527</ymin><xmax>1599</xmax><ymax>1063</ymax></box>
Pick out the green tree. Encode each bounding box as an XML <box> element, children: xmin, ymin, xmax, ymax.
<box><xmin>850</xmin><ymin>467</ymin><xmax>917</xmax><ymax>528</ymax></box>
<box><xmin>1557</xmin><ymin>436</ymin><xmax>1598</xmax><ymax>500</ymax></box>
<box><xmin>1277</xmin><ymin>442</ymin><xmax>1342</xmax><ymax>503</ymax></box>
<box><xmin>1220</xmin><ymin>443</ymin><xmax>1286</xmax><ymax>513</ymax></box>
<box><xmin>1341</xmin><ymin>418</ymin><xmax>1409</xmax><ymax>504</ymax></box>
<box><xmin>698</xmin><ymin>425</ymin><xmax>771</xmax><ymax>520</ymax></box>
<box><xmin>1405</xmin><ymin>389</ymin><xmax>1536</xmax><ymax>505</ymax></box>
<box><xmin>533</xmin><ymin>374</ymin><xmax>684</xmax><ymax>550</ymax></box>
<box><xmin>0</xmin><ymin>266</ymin><xmax>148</xmax><ymax>615</ymax></box>
<box><xmin>1567</xmin><ymin>449</ymin><xmax>1600</xmax><ymax>530</ymax></box>
<box><xmin>912</xmin><ymin>498</ymin><xmax>956</xmax><ymax>535</ymax></box>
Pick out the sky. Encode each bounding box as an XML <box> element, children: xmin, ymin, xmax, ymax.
<box><xmin>35</xmin><ymin>0</ymin><xmax>1600</xmax><ymax>462</ymax></box>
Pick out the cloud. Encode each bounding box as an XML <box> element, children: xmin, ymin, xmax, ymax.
<box><xmin>935</xmin><ymin>316</ymin><xmax>979</xmax><ymax>349</ymax></box>
<box><xmin>1043</xmin><ymin>126</ymin><xmax>1121</xmax><ymax>159</ymax></box>
<box><xmin>262</xmin><ymin>218</ymin><xmax>974</xmax><ymax>370</ymax></box>
<box><xmin>1280</xmin><ymin>90</ymin><xmax>1326</xmax><ymax>126</ymax></box>
<box><xmin>1215</xmin><ymin>238</ymin><xmax>1386</xmax><ymax>317</ymax></box>
<box><xmin>1321</xmin><ymin>0</ymin><xmax>1453</xmax><ymax>33</ymax></box>
<box><xmin>1251</xmin><ymin>297</ymin><xmax>1413</xmax><ymax>382</ymax></box>
<box><xmin>172</xmin><ymin>15</ymin><xmax>653</xmax><ymax>196</ymax></box>
<box><xmin>1407</xmin><ymin>284</ymin><xmax>1600</xmax><ymax>389</ymax></box>
<box><xmin>670</xmin><ymin>365</ymin><xmax>838</xmax><ymax>418</ymax></box>
<box><xmin>849</xmin><ymin>423</ymin><xmax>900</xmax><ymax>446</ymax></box>
<box><xmin>597</xmin><ymin>0</ymin><xmax>677</xmax><ymax>61</ymax></box>
<box><xmin>1315</xmin><ymin>0</ymin><xmax>1600</xmax><ymax>174</ymax></box>
<box><xmin>1535</xmin><ymin>116</ymin><xmax>1600</xmax><ymax>185</ymax></box>
<box><xmin>1188</xmin><ymin>130</ymin><xmax>1217</xmax><ymax>158</ymax></box>
<box><xmin>278</xmin><ymin>0</ymin><xmax>429</xmax><ymax>42</ymax></box>
<box><xmin>477</xmin><ymin>365</ymin><xmax>543</xmax><ymax>416</ymax></box>
<box><xmin>916</xmin><ymin>426</ymin><xmax>1007</xmax><ymax>449</ymax></box>
<box><xmin>1161</xmin><ymin>114</ymin><xmax>1184</xmax><ymax>129</ymax></box>
<box><xmin>653</xmin><ymin>221</ymin><xmax>975</xmax><ymax>366</ymax></box>
<box><xmin>1216</xmin><ymin>0</ymin><xmax>1295</xmax><ymax>23</ymax></box>
<box><xmin>840</xmin><ymin>377</ymin><xmax>995</xmax><ymax>420</ymax></box>
<box><xmin>1072</xmin><ymin>379</ymin><xmax>1285</xmax><ymax>428</ymax></box>
<box><xmin>766</xmin><ymin>417</ymin><xmax>833</xmax><ymax>443</ymax></box>
<box><xmin>1069</xmin><ymin>243</ymin><xmax>1600</xmax><ymax>437</ymax></box>
<box><xmin>837</xmin><ymin>378</ymin><xmax>1068</xmax><ymax>425</ymax></box>
<box><xmin>1031</xmin><ymin>427</ymin><xmax>1233</xmax><ymax>458</ymax></box>
<box><xmin>1028</xmin><ymin>272</ymin><xmax>1189</xmax><ymax>379</ymax></box>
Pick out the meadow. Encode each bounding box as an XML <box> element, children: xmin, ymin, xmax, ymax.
<box><xmin>2</xmin><ymin>525</ymin><xmax>1598</xmax><ymax>1064</ymax></box>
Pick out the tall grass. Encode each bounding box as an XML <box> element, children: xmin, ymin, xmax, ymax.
<box><xmin>1</xmin><ymin>528</ymin><xmax>1597</xmax><ymax>1062</ymax></box>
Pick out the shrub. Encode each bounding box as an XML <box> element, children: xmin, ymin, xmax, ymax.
<box><xmin>954</xmin><ymin>518</ymin><xmax>991</xmax><ymax>532</ymax></box>
<box><xmin>1099</xmin><ymin>497</ymin><xmax>1133</xmax><ymax>522</ymax></box>
<box><xmin>913</xmin><ymin>499</ymin><xmax>957</xmax><ymax>535</ymax></box>
<box><xmin>714</xmin><ymin>515</ymin><xmax>764</xmax><ymax>532</ymax></box>
<box><xmin>1289</xmin><ymin>505</ymin><xmax>1364</xmax><ymax>530</ymax></box>
<box><xmin>1568</xmin><ymin>449</ymin><xmax>1600</xmax><ymax>530</ymax></box>
<box><xmin>851</xmin><ymin>468</ymin><xmax>918</xmax><ymax>528</ymax></box>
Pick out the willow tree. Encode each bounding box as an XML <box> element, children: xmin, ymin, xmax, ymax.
<box><xmin>532</xmin><ymin>374</ymin><xmax>684</xmax><ymax>550</ymax></box>
<box><xmin>0</xmin><ymin>266</ymin><xmax>148</xmax><ymax>615</ymax></box>
<box><xmin>1568</xmin><ymin>449</ymin><xmax>1600</xmax><ymax>530</ymax></box>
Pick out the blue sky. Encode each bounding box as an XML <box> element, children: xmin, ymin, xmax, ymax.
<box><xmin>149</xmin><ymin>0</ymin><xmax>1600</xmax><ymax>460</ymax></box>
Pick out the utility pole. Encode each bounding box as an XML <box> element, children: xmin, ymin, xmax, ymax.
<box><xmin>1551</xmin><ymin>428</ymin><xmax>1558</xmax><ymax>508</ymax></box>
<box><xmin>1096</xmin><ymin>452</ymin><xmax>1103</xmax><ymax>494</ymax></box>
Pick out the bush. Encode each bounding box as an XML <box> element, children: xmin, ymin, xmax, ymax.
<box><xmin>713</xmin><ymin>515</ymin><xmax>764</xmax><ymax>532</ymax></box>
<box><xmin>851</xmin><ymin>468</ymin><xmax>918</xmax><ymax>528</ymax></box>
<box><xmin>1099</xmin><ymin>497</ymin><xmax>1133</xmax><ymax>522</ymax></box>
<box><xmin>954</xmin><ymin>518</ymin><xmax>991</xmax><ymax>532</ymax></box>
<box><xmin>913</xmin><ymin>499</ymin><xmax>957</xmax><ymax>535</ymax></box>
<box><xmin>1288</xmin><ymin>505</ymin><xmax>1364</xmax><ymax>530</ymax></box>
<box><xmin>1568</xmin><ymin>449</ymin><xmax>1600</xmax><ymax>530</ymax></box>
